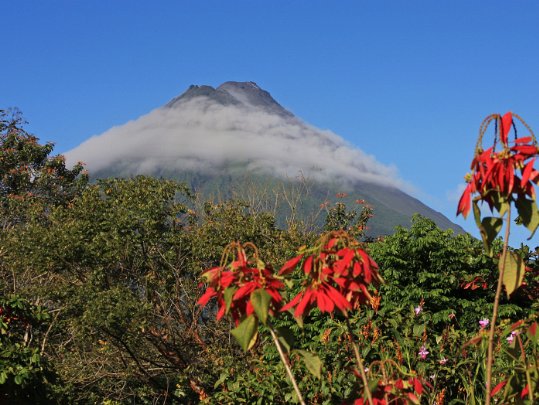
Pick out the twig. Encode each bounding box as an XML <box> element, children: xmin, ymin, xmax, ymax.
<box><xmin>485</xmin><ymin>208</ymin><xmax>511</xmax><ymax>405</ymax></box>
<box><xmin>268</xmin><ymin>326</ymin><xmax>306</xmax><ymax>405</ymax></box>
<box><xmin>346</xmin><ymin>318</ymin><xmax>374</xmax><ymax>405</ymax></box>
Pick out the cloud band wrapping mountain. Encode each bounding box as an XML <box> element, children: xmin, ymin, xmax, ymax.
<box><xmin>66</xmin><ymin>81</ymin><xmax>407</xmax><ymax>191</ymax></box>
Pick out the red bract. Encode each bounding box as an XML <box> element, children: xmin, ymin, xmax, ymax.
<box><xmin>279</xmin><ymin>231</ymin><xmax>382</xmax><ymax>319</ymax></box>
<box><xmin>353</xmin><ymin>377</ymin><xmax>426</xmax><ymax>405</ymax></box>
<box><xmin>457</xmin><ymin>113</ymin><xmax>539</xmax><ymax>219</ymax></box>
<box><xmin>197</xmin><ymin>242</ymin><xmax>284</xmax><ymax>325</ymax></box>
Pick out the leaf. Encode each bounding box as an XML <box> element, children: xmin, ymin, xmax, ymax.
<box><xmin>520</xmin><ymin>384</ymin><xmax>529</xmax><ymax>399</ymax></box>
<box><xmin>250</xmin><ymin>288</ymin><xmax>271</xmax><ymax>325</ymax></box>
<box><xmin>412</xmin><ymin>324</ymin><xmax>424</xmax><ymax>338</ymax></box>
<box><xmin>501</xmin><ymin>112</ymin><xmax>513</xmax><ymax>145</ymax></box>
<box><xmin>457</xmin><ymin>185</ymin><xmax>472</xmax><ymax>218</ymax></box>
<box><xmin>14</xmin><ymin>374</ymin><xmax>23</xmax><ymax>385</ymax></box>
<box><xmin>463</xmin><ymin>335</ymin><xmax>483</xmax><ymax>348</ymax></box>
<box><xmin>477</xmin><ymin>214</ymin><xmax>503</xmax><ymax>256</ymax></box>
<box><xmin>472</xmin><ymin>199</ymin><xmax>484</xmax><ymax>236</ymax></box>
<box><xmin>276</xmin><ymin>327</ymin><xmax>295</xmax><ymax>354</ymax></box>
<box><xmin>491</xmin><ymin>191</ymin><xmax>509</xmax><ymax>217</ymax></box>
<box><xmin>500</xmin><ymin>252</ymin><xmax>526</xmax><ymax>298</ymax></box>
<box><xmin>279</xmin><ymin>254</ymin><xmax>303</xmax><ymax>275</ymax></box>
<box><xmin>213</xmin><ymin>372</ymin><xmax>229</xmax><ymax>389</ymax></box>
<box><xmin>521</xmin><ymin>158</ymin><xmax>535</xmax><ymax>187</ymax></box>
<box><xmin>224</xmin><ymin>287</ymin><xmax>236</xmax><ymax>315</ymax></box>
<box><xmin>295</xmin><ymin>349</ymin><xmax>322</xmax><ymax>379</ymax></box>
<box><xmin>515</xmin><ymin>197</ymin><xmax>539</xmax><ymax>239</ymax></box>
<box><xmin>527</xmin><ymin>322</ymin><xmax>538</xmax><ymax>343</ymax></box>
<box><xmin>406</xmin><ymin>392</ymin><xmax>420</xmax><ymax>404</ymax></box>
<box><xmin>412</xmin><ymin>377</ymin><xmax>423</xmax><ymax>395</ymax></box>
<box><xmin>490</xmin><ymin>380</ymin><xmax>507</xmax><ymax>397</ymax></box>
<box><xmin>231</xmin><ymin>315</ymin><xmax>258</xmax><ymax>351</ymax></box>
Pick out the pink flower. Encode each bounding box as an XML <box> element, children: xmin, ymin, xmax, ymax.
<box><xmin>506</xmin><ymin>331</ymin><xmax>517</xmax><ymax>343</ymax></box>
<box><xmin>418</xmin><ymin>345</ymin><xmax>429</xmax><ymax>360</ymax></box>
<box><xmin>414</xmin><ymin>305</ymin><xmax>422</xmax><ymax>316</ymax></box>
<box><xmin>479</xmin><ymin>318</ymin><xmax>489</xmax><ymax>329</ymax></box>
<box><xmin>438</xmin><ymin>357</ymin><xmax>448</xmax><ymax>365</ymax></box>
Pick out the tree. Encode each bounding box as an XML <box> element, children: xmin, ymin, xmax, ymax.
<box><xmin>0</xmin><ymin>109</ymin><xmax>87</xmax><ymax>227</ymax></box>
<box><xmin>369</xmin><ymin>215</ymin><xmax>524</xmax><ymax>330</ymax></box>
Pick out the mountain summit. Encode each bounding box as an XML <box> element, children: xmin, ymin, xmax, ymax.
<box><xmin>65</xmin><ymin>81</ymin><xmax>462</xmax><ymax>235</ymax></box>
<box><xmin>166</xmin><ymin>81</ymin><xmax>293</xmax><ymax>118</ymax></box>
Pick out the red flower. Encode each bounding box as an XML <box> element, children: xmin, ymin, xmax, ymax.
<box><xmin>457</xmin><ymin>113</ymin><xmax>539</xmax><ymax>218</ymax></box>
<box><xmin>197</xmin><ymin>243</ymin><xmax>284</xmax><ymax>325</ymax></box>
<box><xmin>279</xmin><ymin>231</ymin><xmax>382</xmax><ymax>319</ymax></box>
<box><xmin>353</xmin><ymin>376</ymin><xmax>427</xmax><ymax>404</ymax></box>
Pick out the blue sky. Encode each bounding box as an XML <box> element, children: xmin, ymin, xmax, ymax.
<box><xmin>2</xmin><ymin>1</ymin><xmax>539</xmax><ymax>244</ymax></box>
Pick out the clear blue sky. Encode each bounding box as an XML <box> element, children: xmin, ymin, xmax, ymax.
<box><xmin>2</xmin><ymin>1</ymin><xmax>539</xmax><ymax>244</ymax></box>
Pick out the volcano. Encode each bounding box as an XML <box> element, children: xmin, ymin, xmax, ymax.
<box><xmin>65</xmin><ymin>81</ymin><xmax>462</xmax><ymax>236</ymax></box>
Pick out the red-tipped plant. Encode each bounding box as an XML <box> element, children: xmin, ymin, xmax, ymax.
<box><xmin>279</xmin><ymin>231</ymin><xmax>383</xmax><ymax>405</ymax></box>
<box><xmin>198</xmin><ymin>242</ymin><xmax>284</xmax><ymax>327</ymax></box>
<box><xmin>457</xmin><ymin>112</ymin><xmax>538</xmax><ymax>404</ymax></box>
<box><xmin>197</xmin><ymin>242</ymin><xmax>306</xmax><ymax>404</ymax></box>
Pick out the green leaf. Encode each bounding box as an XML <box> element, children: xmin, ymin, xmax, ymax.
<box><xmin>491</xmin><ymin>191</ymin><xmax>509</xmax><ymax>217</ymax></box>
<box><xmin>14</xmin><ymin>374</ymin><xmax>23</xmax><ymax>385</ymax></box>
<box><xmin>515</xmin><ymin>197</ymin><xmax>539</xmax><ymax>239</ymax></box>
<box><xmin>230</xmin><ymin>315</ymin><xmax>258</xmax><ymax>351</ymax></box>
<box><xmin>412</xmin><ymin>324</ymin><xmax>424</xmax><ymax>338</ymax></box>
<box><xmin>500</xmin><ymin>252</ymin><xmax>526</xmax><ymax>298</ymax></box>
<box><xmin>295</xmin><ymin>350</ymin><xmax>322</xmax><ymax>379</ymax></box>
<box><xmin>250</xmin><ymin>288</ymin><xmax>271</xmax><ymax>325</ymax></box>
<box><xmin>367</xmin><ymin>378</ymin><xmax>380</xmax><ymax>396</ymax></box>
<box><xmin>213</xmin><ymin>372</ymin><xmax>229</xmax><ymax>389</ymax></box>
<box><xmin>472</xmin><ymin>200</ymin><xmax>482</xmax><ymax>230</ymax></box>
<box><xmin>479</xmin><ymin>216</ymin><xmax>503</xmax><ymax>256</ymax></box>
<box><xmin>223</xmin><ymin>287</ymin><xmax>236</xmax><ymax>315</ymax></box>
<box><xmin>293</xmin><ymin>314</ymin><xmax>304</xmax><ymax>329</ymax></box>
<box><xmin>276</xmin><ymin>327</ymin><xmax>295</xmax><ymax>354</ymax></box>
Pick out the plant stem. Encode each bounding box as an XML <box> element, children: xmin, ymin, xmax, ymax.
<box><xmin>346</xmin><ymin>318</ymin><xmax>374</xmax><ymax>405</ymax></box>
<box><xmin>485</xmin><ymin>209</ymin><xmax>511</xmax><ymax>405</ymax></box>
<box><xmin>268</xmin><ymin>326</ymin><xmax>306</xmax><ymax>405</ymax></box>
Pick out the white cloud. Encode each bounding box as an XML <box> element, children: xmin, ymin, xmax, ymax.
<box><xmin>65</xmin><ymin>95</ymin><xmax>409</xmax><ymax>190</ymax></box>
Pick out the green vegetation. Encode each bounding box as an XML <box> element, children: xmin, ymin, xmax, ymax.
<box><xmin>1</xmin><ymin>111</ymin><xmax>537</xmax><ymax>403</ymax></box>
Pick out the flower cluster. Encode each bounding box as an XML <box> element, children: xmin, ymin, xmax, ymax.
<box><xmin>279</xmin><ymin>231</ymin><xmax>382</xmax><ymax>319</ymax></box>
<box><xmin>479</xmin><ymin>318</ymin><xmax>490</xmax><ymax>329</ymax></box>
<box><xmin>197</xmin><ymin>243</ymin><xmax>284</xmax><ymax>325</ymax></box>
<box><xmin>457</xmin><ymin>112</ymin><xmax>539</xmax><ymax>219</ymax></box>
<box><xmin>506</xmin><ymin>331</ymin><xmax>518</xmax><ymax>344</ymax></box>
<box><xmin>353</xmin><ymin>376</ymin><xmax>426</xmax><ymax>405</ymax></box>
<box><xmin>418</xmin><ymin>345</ymin><xmax>429</xmax><ymax>360</ymax></box>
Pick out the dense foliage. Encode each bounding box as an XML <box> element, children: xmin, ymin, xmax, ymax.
<box><xmin>0</xmin><ymin>113</ymin><xmax>537</xmax><ymax>403</ymax></box>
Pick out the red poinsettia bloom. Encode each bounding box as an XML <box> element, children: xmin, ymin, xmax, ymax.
<box><xmin>457</xmin><ymin>112</ymin><xmax>539</xmax><ymax>219</ymax></box>
<box><xmin>197</xmin><ymin>243</ymin><xmax>284</xmax><ymax>325</ymax></box>
<box><xmin>279</xmin><ymin>231</ymin><xmax>382</xmax><ymax>318</ymax></box>
<box><xmin>353</xmin><ymin>376</ymin><xmax>427</xmax><ymax>405</ymax></box>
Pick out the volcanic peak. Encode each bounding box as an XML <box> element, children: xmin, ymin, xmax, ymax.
<box><xmin>166</xmin><ymin>81</ymin><xmax>292</xmax><ymax>117</ymax></box>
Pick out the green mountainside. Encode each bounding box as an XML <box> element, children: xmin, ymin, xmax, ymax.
<box><xmin>94</xmin><ymin>164</ymin><xmax>462</xmax><ymax>237</ymax></box>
